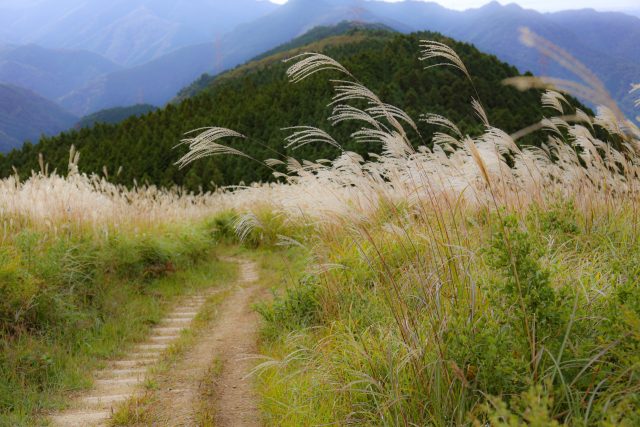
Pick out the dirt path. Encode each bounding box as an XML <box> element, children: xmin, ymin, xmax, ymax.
<box><xmin>48</xmin><ymin>258</ymin><xmax>263</xmax><ymax>427</ymax></box>
<box><xmin>152</xmin><ymin>259</ymin><xmax>263</xmax><ymax>426</ymax></box>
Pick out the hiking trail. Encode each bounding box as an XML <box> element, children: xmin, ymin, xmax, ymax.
<box><xmin>49</xmin><ymin>258</ymin><xmax>263</xmax><ymax>427</ymax></box>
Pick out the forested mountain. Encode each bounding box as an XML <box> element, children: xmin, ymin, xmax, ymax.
<box><xmin>0</xmin><ymin>0</ymin><xmax>278</xmax><ymax>66</ymax></box>
<box><xmin>363</xmin><ymin>1</ymin><xmax>640</xmax><ymax>119</ymax></box>
<box><xmin>76</xmin><ymin>104</ymin><xmax>157</xmax><ymax>128</ymax></box>
<box><xmin>0</xmin><ymin>28</ymin><xmax>582</xmax><ymax>189</ymax></box>
<box><xmin>55</xmin><ymin>0</ymin><xmax>401</xmax><ymax>116</ymax></box>
<box><xmin>0</xmin><ymin>84</ymin><xmax>77</xmax><ymax>152</ymax></box>
<box><xmin>47</xmin><ymin>0</ymin><xmax>639</xmax><ymax>118</ymax></box>
<box><xmin>0</xmin><ymin>44</ymin><xmax>120</xmax><ymax>100</ymax></box>
<box><xmin>175</xmin><ymin>22</ymin><xmax>396</xmax><ymax>102</ymax></box>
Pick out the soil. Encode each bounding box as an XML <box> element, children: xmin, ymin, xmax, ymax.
<box><xmin>48</xmin><ymin>258</ymin><xmax>263</xmax><ymax>427</ymax></box>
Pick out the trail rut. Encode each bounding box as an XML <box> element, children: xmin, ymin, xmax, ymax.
<box><xmin>151</xmin><ymin>259</ymin><xmax>262</xmax><ymax>426</ymax></box>
<box><xmin>48</xmin><ymin>258</ymin><xmax>263</xmax><ymax>427</ymax></box>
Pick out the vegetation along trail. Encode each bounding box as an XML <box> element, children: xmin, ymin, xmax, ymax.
<box><xmin>48</xmin><ymin>257</ymin><xmax>263</xmax><ymax>427</ymax></box>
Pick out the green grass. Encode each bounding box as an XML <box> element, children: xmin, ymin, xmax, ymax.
<box><xmin>0</xmin><ymin>221</ymin><xmax>232</xmax><ymax>426</ymax></box>
<box><xmin>253</xmin><ymin>201</ymin><xmax>640</xmax><ymax>426</ymax></box>
<box><xmin>109</xmin><ymin>281</ymin><xmax>235</xmax><ymax>427</ymax></box>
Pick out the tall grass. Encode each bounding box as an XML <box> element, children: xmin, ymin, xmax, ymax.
<box><xmin>178</xmin><ymin>30</ymin><xmax>640</xmax><ymax>425</ymax></box>
<box><xmin>0</xmin><ymin>217</ymin><xmax>231</xmax><ymax>425</ymax></box>
<box><xmin>0</xmin><ymin>153</ymin><xmax>242</xmax><ymax>423</ymax></box>
<box><xmin>1</xmin><ymin>25</ymin><xmax>638</xmax><ymax>425</ymax></box>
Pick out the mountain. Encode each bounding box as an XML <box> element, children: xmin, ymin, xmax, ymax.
<box><xmin>56</xmin><ymin>0</ymin><xmax>404</xmax><ymax>115</ymax></box>
<box><xmin>623</xmin><ymin>9</ymin><xmax>640</xmax><ymax>18</ymax></box>
<box><xmin>53</xmin><ymin>0</ymin><xmax>639</xmax><ymax>118</ymax></box>
<box><xmin>363</xmin><ymin>1</ymin><xmax>640</xmax><ymax>118</ymax></box>
<box><xmin>0</xmin><ymin>0</ymin><xmax>279</xmax><ymax>66</ymax></box>
<box><xmin>76</xmin><ymin>104</ymin><xmax>157</xmax><ymax>128</ymax></box>
<box><xmin>0</xmin><ymin>44</ymin><xmax>121</xmax><ymax>101</ymax></box>
<box><xmin>0</xmin><ymin>84</ymin><xmax>77</xmax><ymax>152</ymax></box>
<box><xmin>175</xmin><ymin>21</ymin><xmax>397</xmax><ymax>101</ymax></box>
<box><xmin>0</xmin><ymin>27</ymin><xmax>583</xmax><ymax>189</ymax></box>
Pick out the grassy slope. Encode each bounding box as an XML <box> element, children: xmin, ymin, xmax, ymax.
<box><xmin>0</xmin><ymin>220</ymin><xmax>235</xmax><ymax>426</ymax></box>
<box><xmin>226</xmin><ymin>202</ymin><xmax>640</xmax><ymax>425</ymax></box>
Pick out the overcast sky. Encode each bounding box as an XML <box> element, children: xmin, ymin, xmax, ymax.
<box><xmin>269</xmin><ymin>0</ymin><xmax>639</xmax><ymax>13</ymax></box>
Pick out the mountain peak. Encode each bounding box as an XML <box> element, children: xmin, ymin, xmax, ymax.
<box><xmin>478</xmin><ymin>1</ymin><xmax>523</xmax><ymax>12</ymax></box>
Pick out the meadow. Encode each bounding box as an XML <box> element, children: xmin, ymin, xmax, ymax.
<box><xmin>1</xmin><ymin>28</ymin><xmax>639</xmax><ymax>425</ymax></box>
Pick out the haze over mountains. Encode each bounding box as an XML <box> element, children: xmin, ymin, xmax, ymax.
<box><xmin>0</xmin><ymin>0</ymin><xmax>278</xmax><ymax>66</ymax></box>
<box><xmin>0</xmin><ymin>84</ymin><xmax>76</xmax><ymax>152</ymax></box>
<box><xmin>0</xmin><ymin>44</ymin><xmax>121</xmax><ymax>100</ymax></box>
<box><xmin>0</xmin><ymin>0</ymin><xmax>638</xmax><ymax>152</ymax></box>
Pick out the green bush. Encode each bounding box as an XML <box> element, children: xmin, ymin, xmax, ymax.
<box><xmin>207</xmin><ymin>211</ymin><xmax>239</xmax><ymax>243</ymax></box>
<box><xmin>256</xmin><ymin>276</ymin><xmax>320</xmax><ymax>338</ymax></box>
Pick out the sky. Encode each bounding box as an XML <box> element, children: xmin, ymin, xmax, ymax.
<box><xmin>269</xmin><ymin>0</ymin><xmax>640</xmax><ymax>13</ymax></box>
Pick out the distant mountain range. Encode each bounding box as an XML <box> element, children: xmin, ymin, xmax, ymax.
<box><xmin>0</xmin><ymin>44</ymin><xmax>121</xmax><ymax>100</ymax></box>
<box><xmin>624</xmin><ymin>8</ymin><xmax>640</xmax><ymax>18</ymax></box>
<box><xmin>1</xmin><ymin>26</ymin><xmax>578</xmax><ymax>188</ymax></box>
<box><xmin>0</xmin><ymin>0</ymin><xmax>278</xmax><ymax>66</ymax></box>
<box><xmin>0</xmin><ymin>84</ymin><xmax>77</xmax><ymax>152</ymax></box>
<box><xmin>0</xmin><ymin>0</ymin><xmax>638</xmax><ymax>151</ymax></box>
<box><xmin>49</xmin><ymin>0</ymin><xmax>640</xmax><ymax>117</ymax></box>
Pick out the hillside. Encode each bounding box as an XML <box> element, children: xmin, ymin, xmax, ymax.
<box><xmin>0</xmin><ymin>44</ymin><xmax>121</xmax><ymax>100</ymax></box>
<box><xmin>55</xmin><ymin>0</ymin><xmax>394</xmax><ymax>115</ymax></box>
<box><xmin>175</xmin><ymin>22</ymin><xmax>396</xmax><ymax>101</ymax></box>
<box><xmin>0</xmin><ymin>28</ymin><xmax>576</xmax><ymax>188</ymax></box>
<box><xmin>76</xmin><ymin>104</ymin><xmax>157</xmax><ymax>128</ymax></box>
<box><xmin>365</xmin><ymin>0</ymin><xmax>640</xmax><ymax>118</ymax></box>
<box><xmin>46</xmin><ymin>0</ymin><xmax>638</xmax><ymax>118</ymax></box>
<box><xmin>0</xmin><ymin>84</ymin><xmax>77</xmax><ymax>152</ymax></box>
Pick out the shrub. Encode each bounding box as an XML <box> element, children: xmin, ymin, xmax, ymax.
<box><xmin>256</xmin><ymin>276</ymin><xmax>320</xmax><ymax>339</ymax></box>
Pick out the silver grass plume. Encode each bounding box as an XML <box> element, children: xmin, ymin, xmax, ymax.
<box><xmin>286</xmin><ymin>54</ymin><xmax>413</xmax><ymax>143</ymax></box>
<box><xmin>352</xmin><ymin>129</ymin><xmax>413</xmax><ymax>158</ymax></box>
<box><xmin>367</xmin><ymin>103</ymin><xmax>419</xmax><ymax>134</ymax></box>
<box><xmin>176</xmin><ymin>127</ymin><xmax>248</xmax><ymax>169</ymax></box>
<box><xmin>38</xmin><ymin>153</ymin><xmax>45</xmax><ymax>175</ymax></box>
<box><xmin>463</xmin><ymin>137</ymin><xmax>491</xmax><ymax>185</ymax></box>
<box><xmin>330</xmin><ymin>80</ymin><xmax>382</xmax><ymax>106</ymax></box>
<box><xmin>419</xmin><ymin>40</ymin><xmax>471</xmax><ymax>81</ymax></box>
<box><xmin>505</xmin><ymin>75</ymin><xmax>616</xmax><ymax>115</ymax></box>
<box><xmin>512</xmin><ymin>28</ymin><xmax>623</xmax><ymax>120</ymax></box>
<box><xmin>540</xmin><ymin>118</ymin><xmax>564</xmax><ymax>137</ymax></box>
<box><xmin>330</xmin><ymin>80</ymin><xmax>410</xmax><ymax>139</ymax></box>
<box><xmin>481</xmin><ymin>127</ymin><xmax>520</xmax><ymax>155</ymax></box>
<box><xmin>420</xmin><ymin>113</ymin><xmax>463</xmax><ymax>138</ymax></box>
<box><xmin>285</xmin><ymin>53</ymin><xmax>353</xmax><ymax>83</ymax></box>
<box><xmin>234</xmin><ymin>212</ymin><xmax>263</xmax><ymax>242</ymax></box>
<box><xmin>68</xmin><ymin>145</ymin><xmax>80</xmax><ymax>176</ymax></box>
<box><xmin>575</xmin><ymin>109</ymin><xmax>593</xmax><ymax>128</ymax></box>
<box><xmin>511</xmin><ymin>114</ymin><xmax>590</xmax><ymax>141</ymax></box>
<box><xmin>541</xmin><ymin>90</ymin><xmax>569</xmax><ymax>114</ymax></box>
<box><xmin>284</xmin><ymin>126</ymin><xmax>343</xmax><ymax>151</ymax></box>
<box><xmin>329</xmin><ymin>104</ymin><xmax>385</xmax><ymax>131</ymax></box>
<box><xmin>432</xmin><ymin>132</ymin><xmax>463</xmax><ymax>151</ymax></box>
<box><xmin>519</xmin><ymin>28</ymin><xmax>607</xmax><ymax>97</ymax></box>
<box><xmin>276</xmin><ymin>235</ymin><xmax>306</xmax><ymax>249</ymax></box>
<box><xmin>265</xmin><ymin>158</ymin><xmax>286</xmax><ymax>167</ymax></box>
<box><xmin>472</xmin><ymin>99</ymin><xmax>490</xmax><ymax>127</ymax></box>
